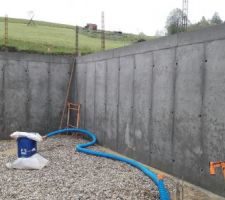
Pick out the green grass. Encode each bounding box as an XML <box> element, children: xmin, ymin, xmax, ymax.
<box><xmin>0</xmin><ymin>17</ymin><xmax>155</xmax><ymax>55</ymax></box>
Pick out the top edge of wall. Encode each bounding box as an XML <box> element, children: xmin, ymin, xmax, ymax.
<box><xmin>0</xmin><ymin>51</ymin><xmax>74</xmax><ymax>64</ymax></box>
<box><xmin>76</xmin><ymin>24</ymin><xmax>225</xmax><ymax>63</ymax></box>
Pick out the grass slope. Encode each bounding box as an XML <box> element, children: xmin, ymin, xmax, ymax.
<box><xmin>0</xmin><ymin>17</ymin><xmax>154</xmax><ymax>55</ymax></box>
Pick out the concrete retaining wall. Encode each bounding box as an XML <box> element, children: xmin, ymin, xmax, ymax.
<box><xmin>74</xmin><ymin>24</ymin><xmax>225</xmax><ymax>196</ymax></box>
<box><xmin>0</xmin><ymin>52</ymin><xmax>73</xmax><ymax>139</ymax></box>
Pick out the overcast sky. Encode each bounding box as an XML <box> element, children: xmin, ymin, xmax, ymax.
<box><xmin>0</xmin><ymin>0</ymin><xmax>225</xmax><ymax>35</ymax></box>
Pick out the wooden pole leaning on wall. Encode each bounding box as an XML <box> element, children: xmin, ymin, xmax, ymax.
<box><xmin>59</xmin><ymin>57</ymin><xmax>76</xmax><ymax>129</ymax></box>
<box><xmin>59</xmin><ymin>25</ymin><xmax>80</xmax><ymax>129</ymax></box>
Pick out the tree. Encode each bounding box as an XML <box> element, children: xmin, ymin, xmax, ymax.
<box><xmin>166</xmin><ymin>8</ymin><xmax>186</xmax><ymax>35</ymax></box>
<box><xmin>188</xmin><ymin>16</ymin><xmax>210</xmax><ymax>32</ymax></box>
<box><xmin>197</xmin><ymin>16</ymin><xmax>210</xmax><ymax>27</ymax></box>
<box><xmin>211</xmin><ymin>12</ymin><xmax>223</xmax><ymax>25</ymax></box>
<box><xmin>188</xmin><ymin>16</ymin><xmax>208</xmax><ymax>31</ymax></box>
<box><xmin>188</xmin><ymin>14</ymin><xmax>223</xmax><ymax>32</ymax></box>
<box><xmin>136</xmin><ymin>32</ymin><xmax>146</xmax><ymax>42</ymax></box>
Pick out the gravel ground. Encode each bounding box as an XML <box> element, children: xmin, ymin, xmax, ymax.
<box><xmin>0</xmin><ymin>136</ymin><xmax>176</xmax><ymax>200</ymax></box>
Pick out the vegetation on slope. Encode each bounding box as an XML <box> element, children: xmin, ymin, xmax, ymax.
<box><xmin>0</xmin><ymin>17</ymin><xmax>154</xmax><ymax>55</ymax></box>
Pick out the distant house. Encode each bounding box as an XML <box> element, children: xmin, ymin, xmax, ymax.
<box><xmin>85</xmin><ymin>23</ymin><xmax>97</xmax><ymax>31</ymax></box>
<box><xmin>114</xmin><ymin>31</ymin><xmax>123</xmax><ymax>35</ymax></box>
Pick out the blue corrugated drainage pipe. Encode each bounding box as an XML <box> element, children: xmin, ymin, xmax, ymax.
<box><xmin>46</xmin><ymin>128</ymin><xmax>170</xmax><ymax>200</ymax></box>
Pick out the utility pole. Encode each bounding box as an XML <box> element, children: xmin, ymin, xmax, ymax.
<box><xmin>182</xmin><ymin>0</ymin><xmax>188</xmax><ymax>31</ymax></box>
<box><xmin>75</xmin><ymin>26</ymin><xmax>79</xmax><ymax>56</ymax></box>
<box><xmin>4</xmin><ymin>15</ymin><xmax>8</xmax><ymax>51</ymax></box>
<box><xmin>27</xmin><ymin>11</ymin><xmax>36</xmax><ymax>26</ymax></box>
<box><xmin>101</xmin><ymin>11</ymin><xmax>105</xmax><ymax>51</ymax></box>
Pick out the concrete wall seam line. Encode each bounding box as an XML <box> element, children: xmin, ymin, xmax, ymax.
<box><xmin>1</xmin><ymin>61</ymin><xmax>6</xmax><ymax>135</ymax></box>
<box><xmin>25</xmin><ymin>61</ymin><xmax>30</xmax><ymax>130</ymax></box>
<box><xmin>199</xmin><ymin>42</ymin><xmax>207</xmax><ymax>181</ymax></box>
<box><xmin>131</xmin><ymin>55</ymin><xmax>136</xmax><ymax>158</ymax></box>
<box><xmin>116</xmin><ymin>57</ymin><xmax>121</xmax><ymax>152</ymax></box>
<box><xmin>171</xmin><ymin>47</ymin><xmax>178</xmax><ymax>173</ymax></box>
<box><xmin>84</xmin><ymin>63</ymin><xmax>87</xmax><ymax>129</ymax></box>
<box><xmin>104</xmin><ymin>60</ymin><xmax>108</xmax><ymax>145</ymax></box>
<box><xmin>47</xmin><ymin>60</ymin><xmax>51</xmax><ymax>131</ymax></box>
<box><xmin>93</xmin><ymin>62</ymin><xmax>97</xmax><ymax>133</ymax></box>
<box><xmin>148</xmin><ymin>52</ymin><xmax>155</xmax><ymax>163</ymax></box>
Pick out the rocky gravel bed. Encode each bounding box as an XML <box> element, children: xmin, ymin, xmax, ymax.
<box><xmin>0</xmin><ymin>135</ymin><xmax>176</xmax><ymax>200</ymax></box>
<box><xmin>0</xmin><ymin>140</ymin><xmax>15</xmax><ymax>151</ymax></box>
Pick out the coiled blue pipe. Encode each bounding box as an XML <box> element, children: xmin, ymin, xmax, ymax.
<box><xmin>46</xmin><ymin>128</ymin><xmax>170</xmax><ymax>200</ymax></box>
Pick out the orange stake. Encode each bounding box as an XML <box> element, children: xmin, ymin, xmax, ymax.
<box><xmin>157</xmin><ymin>174</ymin><xmax>165</xmax><ymax>180</ymax></box>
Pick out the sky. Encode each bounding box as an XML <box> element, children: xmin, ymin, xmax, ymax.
<box><xmin>0</xmin><ymin>0</ymin><xmax>225</xmax><ymax>35</ymax></box>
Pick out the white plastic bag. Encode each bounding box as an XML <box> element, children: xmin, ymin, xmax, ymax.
<box><xmin>6</xmin><ymin>131</ymin><xmax>48</xmax><ymax>170</ymax></box>
<box><xmin>10</xmin><ymin>132</ymin><xmax>43</xmax><ymax>142</ymax></box>
<box><xmin>6</xmin><ymin>153</ymin><xmax>49</xmax><ymax>170</ymax></box>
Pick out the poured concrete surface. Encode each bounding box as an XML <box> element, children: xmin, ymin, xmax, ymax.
<box><xmin>0</xmin><ymin>52</ymin><xmax>73</xmax><ymax>138</ymax></box>
<box><xmin>75</xmin><ymin>24</ymin><xmax>225</xmax><ymax>196</ymax></box>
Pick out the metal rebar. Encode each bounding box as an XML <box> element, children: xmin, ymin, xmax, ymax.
<box><xmin>4</xmin><ymin>15</ymin><xmax>8</xmax><ymax>50</ymax></box>
<box><xmin>101</xmin><ymin>11</ymin><xmax>105</xmax><ymax>50</ymax></box>
<box><xmin>75</xmin><ymin>26</ymin><xmax>79</xmax><ymax>55</ymax></box>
